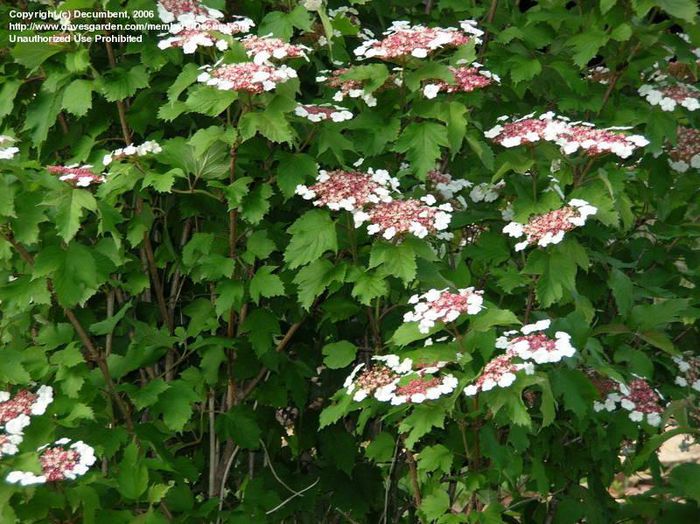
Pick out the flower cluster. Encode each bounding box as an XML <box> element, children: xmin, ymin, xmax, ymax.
<box><xmin>485</xmin><ymin>112</ymin><xmax>649</xmax><ymax>158</ymax></box>
<box><xmin>6</xmin><ymin>439</ymin><xmax>96</xmax><ymax>486</ymax></box>
<box><xmin>470</xmin><ymin>181</ymin><xmax>505</xmax><ymax>203</ymax></box>
<box><xmin>586</xmin><ymin>66</ymin><xmax>613</xmax><ymax>84</ymax></box>
<box><xmin>0</xmin><ymin>434</ymin><xmax>23</xmax><ymax>459</ymax></box>
<box><xmin>403</xmin><ymin>288</ymin><xmax>484</xmax><ymax>334</ymax></box>
<box><xmin>316</xmin><ymin>68</ymin><xmax>386</xmax><ymax>106</ymax></box>
<box><xmin>426</xmin><ymin>170</ymin><xmax>471</xmax><ymax>201</ymax></box>
<box><xmin>593</xmin><ymin>377</ymin><xmax>664</xmax><ymax>426</ymax></box>
<box><xmin>197</xmin><ymin>62</ymin><xmax>297</xmax><ymax>93</ymax></box>
<box><xmin>667</xmin><ymin>126</ymin><xmax>700</xmax><ymax>172</ymax></box>
<box><xmin>495</xmin><ymin>320</ymin><xmax>575</xmax><ymax>364</ymax></box>
<box><xmin>463</xmin><ymin>354</ymin><xmax>534</xmax><ymax>396</ymax></box>
<box><xmin>0</xmin><ymin>135</ymin><xmax>19</xmax><ymax>160</ymax></box>
<box><xmin>295</xmin><ymin>163</ymin><xmax>452</xmax><ymax>240</ymax></box>
<box><xmin>344</xmin><ymin>356</ymin><xmax>458</xmax><ymax>405</ymax></box>
<box><xmin>388</xmin><ymin>374</ymin><xmax>459</xmax><ymax>405</ymax></box>
<box><xmin>157</xmin><ymin>18</ymin><xmax>254</xmax><ymax>53</ymax></box>
<box><xmin>423</xmin><ymin>65</ymin><xmax>498</xmax><ymax>99</ymax></box>
<box><xmin>47</xmin><ymin>165</ymin><xmax>106</xmax><ymax>187</ymax></box>
<box><xmin>485</xmin><ymin>113</ymin><xmax>569</xmax><ymax>147</ymax></box>
<box><xmin>344</xmin><ymin>362</ymin><xmax>401</xmax><ymax>402</ymax></box>
<box><xmin>241</xmin><ymin>35</ymin><xmax>310</xmax><ymax>64</ymax></box>
<box><xmin>554</xmin><ymin>124</ymin><xmax>650</xmax><ymax>158</ymax></box>
<box><xmin>103</xmin><ymin>140</ymin><xmax>162</xmax><ymax>166</ymax></box>
<box><xmin>295</xmin><ymin>168</ymin><xmax>398</xmax><ymax>211</ymax></box>
<box><xmin>354</xmin><ymin>197</ymin><xmax>453</xmax><ymax>240</ymax></box>
<box><xmin>294</xmin><ymin>104</ymin><xmax>354</xmax><ymax>123</ymax></box>
<box><xmin>157</xmin><ymin>0</ymin><xmax>223</xmax><ymax>23</ymax></box>
<box><xmin>672</xmin><ymin>354</ymin><xmax>700</xmax><ymax>391</ymax></box>
<box><xmin>639</xmin><ymin>83</ymin><xmax>700</xmax><ymax>112</ymax></box>
<box><xmin>354</xmin><ymin>20</ymin><xmax>482</xmax><ymax>60</ymax></box>
<box><xmin>503</xmin><ymin>199</ymin><xmax>597</xmax><ymax>251</ymax></box>
<box><xmin>0</xmin><ymin>386</ymin><xmax>54</xmax><ymax>435</ymax></box>
<box><xmin>464</xmin><ymin>320</ymin><xmax>575</xmax><ymax>396</ymax></box>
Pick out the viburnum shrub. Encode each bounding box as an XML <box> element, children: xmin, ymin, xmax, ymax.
<box><xmin>1</xmin><ymin>0</ymin><xmax>700</xmax><ymax>522</ymax></box>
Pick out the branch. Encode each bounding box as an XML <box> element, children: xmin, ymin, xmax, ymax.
<box><xmin>402</xmin><ymin>437</ymin><xmax>422</xmax><ymax>507</ymax></box>
<box><xmin>238</xmin><ymin>320</ymin><xmax>303</xmax><ymax>401</ymax></box>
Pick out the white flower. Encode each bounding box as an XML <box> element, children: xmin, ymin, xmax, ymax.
<box><xmin>423</xmin><ymin>84</ymin><xmax>441</xmax><ymax>99</ymax></box>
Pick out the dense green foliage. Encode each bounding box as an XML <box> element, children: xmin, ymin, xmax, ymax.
<box><xmin>1</xmin><ymin>0</ymin><xmax>700</xmax><ymax>522</ymax></box>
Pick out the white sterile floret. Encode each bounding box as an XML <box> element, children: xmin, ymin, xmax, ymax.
<box><xmin>502</xmin><ymin>222</ymin><xmax>524</xmax><ymax>238</ymax></box>
<box><xmin>521</xmin><ymin>319</ymin><xmax>551</xmax><ymax>335</ymax></box>
<box><xmin>0</xmin><ymin>135</ymin><xmax>19</xmax><ymax>160</ymax></box>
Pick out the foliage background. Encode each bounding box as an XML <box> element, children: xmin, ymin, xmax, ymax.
<box><xmin>0</xmin><ymin>0</ymin><xmax>700</xmax><ymax>522</ymax></box>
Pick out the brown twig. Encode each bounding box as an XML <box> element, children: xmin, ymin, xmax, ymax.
<box><xmin>402</xmin><ymin>438</ymin><xmax>422</xmax><ymax>507</ymax></box>
<box><xmin>238</xmin><ymin>321</ymin><xmax>304</xmax><ymax>401</ymax></box>
<box><xmin>478</xmin><ymin>0</ymin><xmax>499</xmax><ymax>60</ymax></box>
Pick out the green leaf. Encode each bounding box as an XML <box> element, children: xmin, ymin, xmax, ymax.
<box><xmin>418</xmin><ymin>444</ymin><xmax>453</xmax><ymax>473</ymax></box>
<box><xmin>365</xmin><ymin>432</ymin><xmax>395</xmax><ymax>462</ymax></box>
<box><xmin>446</xmin><ymin>101</ymin><xmax>468</xmax><ymax>155</ymax></box>
<box><xmin>185</xmin><ymin>85</ymin><xmax>237</xmax><ymax>116</ymax></box>
<box><xmin>468</xmin><ymin>308</ymin><xmax>518</xmax><ymax>332</ymax></box>
<box><xmin>0</xmin><ymin>349</ymin><xmax>31</xmax><ymax>383</ymax></box>
<box><xmin>89</xmin><ymin>303</ymin><xmax>132</xmax><ymax>336</ymax></box>
<box><xmin>12</xmin><ymin>42</ymin><xmax>64</xmax><ymax>71</ymax></box>
<box><xmin>218</xmin><ymin>406</ymin><xmax>261</xmax><ymax>449</ymax></box>
<box><xmin>49</xmin><ymin>188</ymin><xmax>97</xmax><ymax>242</ymax></box>
<box><xmin>241</xmin><ymin>183</ymin><xmax>273</xmax><ymax>224</ymax></box>
<box><xmin>600</xmin><ymin>0</ymin><xmax>617</xmax><ymax>14</ymax></box>
<box><xmin>369</xmin><ymin>241</ymin><xmax>417</xmax><ymax>284</ymax></box>
<box><xmin>240</xmin><ymin>309</ymin><xmax>281</xmax><ymax>356</ymax></box>
<box><xmin>224</xmin><ymin>177</ymin><xmax>253</xmax><ymax>210</ymax></box>
<box><xmin>0</xmin><ymin>80</ymin><xmax>21</xmax><ymax>122</ymax></box>
<box><xmin>509</xmin><ymin>56</ymin><xmax>542</xmax><ymax>84</ymax></box>
<box><xmin>239</xmin><ymin>110</ymin><xmax>295</xmax><ymax>144</ymax></box>
<box><xmin>339</xmin><ymin>64</ymin><xmax>390</xmax><ymax>92</ymax></box>
<box><xmin>34</xmin><ymin>243</ymin><xmax>104</xmax><ymax>307</ymax></box>
<box><xmin>189</xmin><ymin>126</ymin><xmax>235</xmax><ymax>158</ymax></box>
<box><xmin>608</xmin><ymin>268</ymin><xmax>633</xmax><ymax>317</ymax></box>
<box><xmin>420</xmin><ymin>490</ymin><xmax>450</xmax><ymax>522</ymax></box>
<box><xmin>389</xmin><ymin>322</ymin><xmax>435</xmax><ymax>347</ymax></box>
<box><xmin>129</xmin><ymin>379</ymin><xmax>170</xmax><ymax>410</ymax></box>
<box><xmin>293</xmin><ymin>259</ymin><xmax>344</xmax><ymax>309</ymax></box>
<box><xmin>249</xmin><ymin>265</ymin><xmax>285</xmax><ymax>304</ymax></box>
<box><xmin>117</xmin><ymin>443</ymin><xmax>149</xmax><ymax>500</ymax></box>
<box><xmin>143</xmin><ymin>168</ymin><xmax>180</xmax><ymax>193</ymax></box>
<box><xmin>22</xmin><ymin>90</ymin><xmax>63</xmax><ymax>147</ymax></box>
<box><xmin>276</xmin><ymin>153</ymin><xmax>317</xmax><ymax>199</ymax></box>
<box><xmin>243</xmin><ymin>230</ymin><xmax>277</xmax><ymax>263</ymax></box>
<box><xmin>351</xmin><ymin>271</ymin><xmax>388</xmax><ymax>305</ymax></box>
<box><xmin>630</xmin><ymin>298</ymin><xmax>692</xmax><ymax>330</ymax></box>
<box><xmin>258</xmin><ymin>6</ymin><xmax>312</xmax><ymax>40</ymax></box>
<box><xmin>319</xmin><ymin>394</ymin><xmax>352</xmax><ymax>428</ymax></box>
<box><xmin>399</xmin><ymin>405</ymin><xmax>446</xmax><ymax>448</ymax></box>
<box><xmin>167</xmin><ymin>63</ymin><xmax>201</xmax><ymax>101</ymax></box>
<box><xmin>669</xmin><ymin>463</ymin><xmax>700</xmax><ymax>502</ymax></box>
<box><xmin>98</xmin><ymin>65</ymin><xmax>149</xmax><ymax>101</ymax></box>
<box><xmin>653</xmin><ymin>0</ymin><xmax>698</xmax><ymax>22</ymax></box>
<box><xmin>625</xmin><ymin>427</ymin><xmax>700</xmax><ymax>473</ymax></box>
<box><xmin>394</xmin><ymin>122</ymin><xmax>449</xmax><ymax>178</ymax></box>
<box><xmin>62</xmin><ymin>80</ymin><xmax>93</xmax><ymax>117</ymax></box>
<box><xmin>523</xmin><ymin>241</ymin><xmax>588</xmax><ymax>307</ymax></box>
<box><xmin>155</xmin><ymin>380</ymin><xmax>200</xmax><ymax>432</ymax></box>
<box><xmin>284</xmin><ymin>209</ymin><xmax>338</xmax><ymax>269</ymax></box>
<box><xmin>550</xmin><ymin>368</ymin><xmax>597</xmax><ymax>419</ymax></box>
<box><xmin>567</xmin><ymin>30</ymin><xmax>610</xmax><ymax>67</ymax></box>
<box><xmin>215</xmin><ymin>280</ymin><xmax>245</xmax><ymax>317</ymax></box>
<box><xmin>322</xmin><ymin>341</ymin><xmax>357</xmax><ymax>369</ymax></box>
